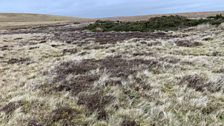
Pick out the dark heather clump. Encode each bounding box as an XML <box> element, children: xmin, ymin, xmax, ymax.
<box><xmin>179</xmin><ymin>74</ymin><xmax>208</xmax><ymax>92</ymax></box>
<box><xmin>121</xmin><ymin>119</ymin><xmax>140</xmax><ymax>126</ymax></box>
<box><xmin>54</xmin><ymin>74</ymin><xmax>100</xmax><ymax>95</ymax></box>
<box><xmin>48</xmin><ymin>56</ymin><xmax>177</xmax><ymax>96</ymax></box>
<box><xmin>52</xmin><ymin>59</ymin><xmax>98</xmax><ymax>83</ymax></box>
<box><xmin>159</xmin><ymin>56</ymin><xmax>180</xmax><ymax>64</ymax></box>
<box><xmin>27</xmin><ymin>120</ymin><xmax>43</xmax><ymax>126</ymax></box>
<box><xmin>175</xmin><ymin>40</ymin><xmax>202</xmax><ymax>47</ymax></box>
<box><xmin>62</xmin><ymin>48</ymin><xmax>77</xmax><ymax>55</ymax></box>
<box><xmin>77</xmin><ymin>92</ymin><xmax>112</xmax><ymax>111</ymax></box>
<box><xmin>0</xmin><ymin>101</ymin><xmax>24</xmax><ymax>114</ymax></box>
<box><xmin>85</xmin><ymin>15</ymin><xmax>224</xmax><ymax>32</ymax></box>
<box><xmin>45</xmin><ymin>107</ymin><xmax>80</xmax><ymax>126</ymax></box>
<box><xmin>178</xmin><ymin>74</ymin><xmax>223</xmax><ymax>92</ymax></box>
<box><xmin>7</xmin><ymin>58</ymin><xmax>31</xmax><ymax>64</ymax></box>
<box><xmin>77</xmin><ymin>91</ymin><xmax>114</xmax><ymax>114</ymax></box>
<box><xmin>55</xmin><ymin>31</ymin><xmax>174</xmax><ymax>45</ymax></box>
<box><xmin>0</xmin><ymin>45</ymin><xmax>9</xmax><ymax>51</ymax></box>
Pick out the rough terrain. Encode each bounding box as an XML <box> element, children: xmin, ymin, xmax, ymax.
<box><xmin>1</xmin><ymin>18</ymin><xmax>224</xmax><ymax>126</ymax></box>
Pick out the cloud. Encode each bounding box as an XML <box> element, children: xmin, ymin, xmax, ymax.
<box><xmin>0</xmin><ymin>0</ymin><xmax>223</xmax><ymax>18</ymax></box>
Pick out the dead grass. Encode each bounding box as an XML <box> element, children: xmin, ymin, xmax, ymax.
<box><xmin>1</xmin><ymin>18</ymin><xmax>224</xmax><ymax>126</ymax></box>
<box><xmin>0</xmin><ymin>13</ymin><xmax>94</xmax><ymax>30</ymax></box>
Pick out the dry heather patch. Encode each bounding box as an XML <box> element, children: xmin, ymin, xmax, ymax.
<box><xmin>175</xmin><ymin>40</ymin><xmax>202</xmax><ymax>47</ymax></box>
<box><xmin>55</xmin><ymin>31</ymin><xmax>175</xmax><ymax>45</ymax></box>
<box><xmin>2</xmin><ymin>23</ymin><xmax>224</xmax><ymax>126</ymax></box>
<box><xmin>178</xmin><ymin>73</ymin><xmax>224</xmax><ymax>92</ymax></box>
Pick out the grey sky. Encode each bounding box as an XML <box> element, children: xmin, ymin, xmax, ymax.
<box><xmin>0</xmin><ymin>0</ymin><xmax>223</xmax><ymax>18</ymax></box>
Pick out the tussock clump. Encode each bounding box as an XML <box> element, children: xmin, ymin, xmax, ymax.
<box><xmin>203</xmin><ymin>37</ymin><xmax>213</xmax><ymax>41</ymax></box>
<box><xmin>51</xmin><ymin>56</ymin><xmax>155</xmax><ymax>83</ymax></box>
<box><xmin>95</xmin><ymin>32</ymin><xmax>171</xmax><ymax>44</ymax></box>
<box><xmin>54</xmin><ymin>74</ymin><xmax>100</xmax><ymax>94</ymax></box>
<box><xmin>159</xmin><ymin>56</ymin><xmax>180</xmax><ymax>64</ymax></box>
<box><xmin>213</xmin><ymin>68</ymin><xmax>224</xmax><ymax>73</ymax></box>
<box><xmin>121</xmin><ymin>119</ymin><xmax>139</xmax><ymax>126</ymax></box>
<box><xmin>99</xmin><ymin>56</ymin><xmax>143</xmax><ymax>77</ymax></box>
<box><xmin>196</xmin><ymin>24</ymin><xmax>211</xmax><ymax>31</ymax></box>
<box><xmin>77</xmin><ymin>91</ymin><xmax>114</xmax><ymax>119</ymax></box>
<box><xmin>179</xmin><ymin>74</ymin><xmax>224</xmax><ymax>92</ymax></box>
<box><xmin>0</xmin><ymin>101</ymin><xmax>24</xmax><ymax>114</ymax></box>
<box><xmin>7</xmin><ymin>58</ymin><xmax>31</xmax><ymax>64</ymax></box>
<box><xmin>146</xmin><ymin>41</ymin><xmax>162</xmax><ymax>46</ymax></box>
<box><xmin>52</xmin><ymin>59</ymin><xmax>98</xmax><ymax>83</ymax></box>
<box><xmin>27</xmin><ymin>120</ymin><xmax>43</xmax><ymax>126</ymax></box>
<box><xmin>49</xmin><ymin>56</ymin><xmax>176</xmax><ymax>94</ymax></box>
<box><xmin>45</xmin><ymin>107</ymin><xmax>81</xmax><ymax>126</ymax></box>
<box><xmin>0</xmin><ymin>45</ymin><xmax>9</xmax><ymax>51</ymax></box>
<box><xmin>179</xmin><ymin>74</ymin><xmax>208</xmax><ymax>92</ymax></box>
<box><xmin>14</xmin><ymin>37</ymin><xmax>23</xmax><ymax>40</ymax></box>
<box><xmin>175</xmin><ymin>40</ymin><xmax>202</xmax><ymax>47</ymax></box>
<box><xmin>62</xmin><ymin>48</ymin><xmax>77</xmax><ymax>55</ymax></box>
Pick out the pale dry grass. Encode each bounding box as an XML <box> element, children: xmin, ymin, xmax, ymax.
<box><xmin>0</xmin><ymin>13</ymin><xmax>94</xmax><ymax>29</ymax></box>
<box><xmin>1</xmin><ymin>22</ymin><xmax>224</xmax><ymax>126</ymax></box>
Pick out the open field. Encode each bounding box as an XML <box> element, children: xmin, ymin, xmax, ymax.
<box><xmin>1</xmin><ymin>12</ymin><xmax>224</xmax><ymax>125</ymax></box>
<box><xmin>0</xmin><ymin>13</ymin><xmax>93</xmax><ymax>29</ymax></box>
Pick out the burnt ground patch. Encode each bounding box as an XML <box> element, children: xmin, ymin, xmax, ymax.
<box><xmin>48</xmin><ymin>56</ymin><xmax>177</xmax><ymax>95</ymax></box>
<box><xmin>51</xmin><ymin>59</ymin><xmax>99</xmax><ymax>83</ymax></box>
<box><xmin>42</xmin><ymin>56</ymin><xmax>180</xmax><ymax>120</ymax></box>
<box><xmin>54</xmin><ymin>31</ymin><xmax>176</xmax><ymax>45</ymax></box>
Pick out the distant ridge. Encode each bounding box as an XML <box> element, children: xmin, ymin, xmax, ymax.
<box><xmin>0</xmin><ymin>13</ymin><xmax>94</xmax><ymax>28</ymax></box>
<box><xmin>100</xmin><ymin>11</ymin><xmax>224</xmax><ymax>22</ymax></box>
<box><xmin>1</xmin><ymin>11</ymin><xmax>224</xmax><ymax>28</ymax></box>
<box><xmin>0</xmin><ymin>13</ymin><xmax>92</xmax><ymax>22</ymax></box>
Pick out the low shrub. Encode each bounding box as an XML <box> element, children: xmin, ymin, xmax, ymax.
<box><xmin>86</xmin><ymin>14</ymin><xmax>224</xmax><ymax>32</ymax></box>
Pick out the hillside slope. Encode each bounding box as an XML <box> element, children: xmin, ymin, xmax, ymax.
<box><xmin>0</xmin><ymin>13</ymin><xmax>76</xmax><ymax>22</ymax></box>
<box><xmin>0</xmin><ymin>13</ymin><xmax>93</xmax><ymax>28</ymax></box>
<box><xmin>102</xmin><ymin>11</ymin><xmax>224</xmax><ymax>21</ymax></box>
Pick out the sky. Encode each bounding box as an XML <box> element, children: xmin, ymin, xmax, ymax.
<box><xmin>0</xmin><ymin>0</ymin><xmax>223</xmax><ymax>18</ymax></box>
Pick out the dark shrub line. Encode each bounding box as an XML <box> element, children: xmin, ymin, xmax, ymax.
<box><xmin>85</xmin><ymin>14</ymin><xmax>224</xmax><ymax>32</ymax></box>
